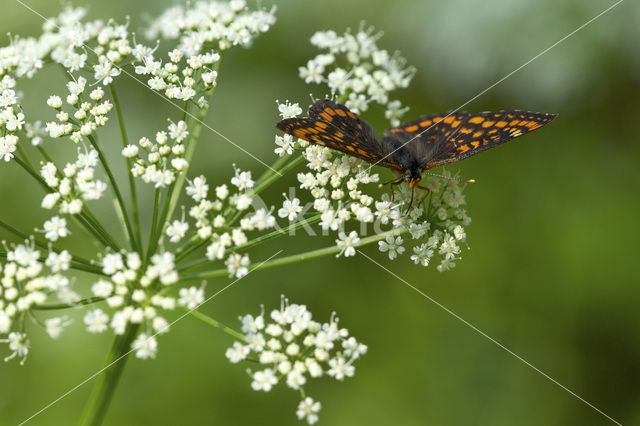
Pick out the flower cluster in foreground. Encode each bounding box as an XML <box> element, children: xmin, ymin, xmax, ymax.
<box><xmin>226</xmin><ymin>297</ymin><xmax>366</xmax><ymax>424</ymax></box>
<box><xmin>0</xmin><ymin>2</ymin><xmax>474</xmax><ymax>424</ymax></box>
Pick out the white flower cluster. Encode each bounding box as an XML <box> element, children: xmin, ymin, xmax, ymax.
<box><xmin>146</xmin><ymin>0</ymin><xmax>276</xmax><ymax>54</ymax></box>
<box><xmin>125</xmin><ymin>121</ymin><xmax>190</xmax><ymax>187</ymax></box>
<box><xmin>181</xmin><ymin>169</ymin><xmax>277</xmax><ymax>278</ymax></box>
<box><xmin>83</xmin><ymin>251</ymin><xmax>204</xmax><ymax>359</ymax></box>
<box><xmin>44</xmin><ymin>77</ymin><xmax>113</xmax><ymax>142</ymax></box>
<box><xmin>378</xmin><ymin>173</ymin><xmax>471</xmax><ymax>271</ymax></box>
<box><xmin>275</xmin><ymin>25</ymin><xmax>472</xmax><ymax>271</ymax></box>
<box><xmin>133</xmin><ymin>46</ymin><xmax>221</xmax><ymax>104</ymax></box>
<box><xmin>226</xmin><ymin>298</ymin><xmax>367</xmax><ymax>424</ymax></box>
<box><xmin>39</xmin><ymin>148</ymin><xmax>108</xmax><ymax>215</ymax></box>
<box><xmin>300</xmin><ymin>25</ymin><xmax>415</xmax><ymax>125</ymax></box>
<box><xmin>0</xmin><ymin>241</ymin><xmax>77</xmax><ymax>363</ymax></box>
<box><xmin>0</xmin><ymin>75</ymin><xmax>24</xmax><ymax>162</ymax></box>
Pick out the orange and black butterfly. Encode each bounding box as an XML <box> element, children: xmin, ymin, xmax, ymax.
<box><xmin>276</xmin><ymin>99</ymin><xmax>557</xmax><ymax>189</ymax></box>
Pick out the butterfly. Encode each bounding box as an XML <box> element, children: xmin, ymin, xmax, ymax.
<box><xmin>276</xmin><ymin>99</ymin><xmax>557</xmax><ymax>194</ymax></box>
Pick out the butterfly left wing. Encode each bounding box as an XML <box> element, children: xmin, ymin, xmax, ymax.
<box><xmin>277</xmin><ymin>100</ymin><xmax>402</xmax><ymax>170</ymax></box>
<box><xmin>424</xmin><ymin>110</ymin><xmax>557</xmax><ymax>170</ymax></box>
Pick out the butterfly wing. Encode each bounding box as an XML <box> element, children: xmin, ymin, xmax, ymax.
<box><xmin>423</xmin><ymin>110</ymin><xmax>557</xmax><ymax>170</ymax></box>
<box><xmin>277</xmin><ymin>100</ymin><xmax>401</xmax><ymax>170</ymax></box>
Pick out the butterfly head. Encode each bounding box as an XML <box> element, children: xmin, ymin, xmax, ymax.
<box><xmin>407</xmin><ymin>168</ymin><xmax>422</xmax><ymax>188</ymax></box>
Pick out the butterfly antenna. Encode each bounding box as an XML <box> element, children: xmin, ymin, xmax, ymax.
<box><xmin>422</xmin><ymin>172</ymin><xmax>476</xmax><ymax>184</ymax></box>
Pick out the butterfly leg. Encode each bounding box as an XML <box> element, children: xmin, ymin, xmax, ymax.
<box><xmin>415</xmin><ymin>185</ymin><xmax>431</xmax><ymax>208</ymax></box>
<box><xmin>389</xmin><ymin>180</ymin><xmax>403</xmax><ymax>202</ymax></box>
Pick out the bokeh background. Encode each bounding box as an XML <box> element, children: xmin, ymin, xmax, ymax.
<box><xmin>1</xmin><ymin>0</ymin><xmax>639</xmax><ymax>425</ymax></box>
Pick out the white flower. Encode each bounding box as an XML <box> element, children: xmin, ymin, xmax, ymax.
<box><xmin>327</xmin><ymin>357</ymin><xmax>355</xmax><ymax>380</ymax></box>
<box><xmin>91</xmin><ymin>280</ymin><xmax>114</xmax><ymax>298</ymax></box>
<box><xmin>336</xmin><ymin>231</ymin><xmax>360</xmax><ymax>257</ymax></box>
<box><xmin>278</xmin><ymin>196</ymin><xmax>303</xmax><ymax>221</ymax></box>
<box><xmin>410</xmin><ymin>244</ymin><xmax>434</xmax><ymax>267</ymax></box>
<box><xmin>178</xmin><ymin>286</ymin><xmax>204</xmax><ymax>309</ymax></box>
<box><xmin>225</xmin><ymin>253</ymin><xmax>250</xmax><ymax>278</ymax></box>
<box><xmin>453</xmin><ymin>225</ymin><xmax>466</xmax><ymax>241</ymax></box>
<box><xmin>168</xmin><ymin>120</ymin><xmax>189</xmax><ymax>142</ymax></box>
<box><xmin>2</xmin><ymin>332</ymin><xmax>29</xmax><ymax>364</ymax></box>
<box><xmin>132</xmin><ymin>333</ymin><xmax>158</xmax><ymax>359</ymax></box>
<box><xmin>296</xmin><ymin>397</ymin><xmax>321</xmax><ymax>425</ymax></box>
<box><xmin>186</xmin><ymin>175</ymin><xmax>208</xmax><ymax>201</ymax></box>
<box><xmin>166</xmin><ymin>219</ymin><xmax>189</xmax><ymax>243</ymax></box>
<box><xmin>46</xmin><ymin>95</ymin><xmax>62</xmax><ymax>108</ymax></box>
<box><xmin>231</xmin><ymin>169</ymin><xmax>254</xmax><ymax>190</ymax></box>
<box><xmin>0</xmin><ymin>135</ymin><xmax>18</xmax><ymax>162</ymax></box>
<box><xmin>45</xmin><ymin>250</ymin><xmax>71</xmax><ymax>272</ymax></box>
<box><xmin>278</xmin><ymin>101</ymin><xmax>302</xmax><ymax>118</ymax></box>
<box><xmin>215</xmin><ymin>184</ymin><xmax>229</xmax><ymax>199</ymax></box>
<box><xmin>378</xmin><ymin>235</ymin><xmax>405</xmax><ymax>260</ymax></box>
<box><xmin>121</xmin><ymin>145</ymin><xmax>138</xmax><ymax>158</ymax></box>
<box><xmin>43</xmin><ymin>216</ymin><xmax>69</xmax><ymax>241</ymax></box>
<box><xmin>251</xmin><ymin>368</ymin><xmax>278</xmax><ymax>391</ymax></box>
<box><xmin>45</xmin><ymin>317</ymin><xmax>70</xmax><ymax>339</ymax></box>
<box><xmin>226</xmin><ymin>342</ymin><xmax>250</xmax><ymax>363</ymax></box>
<box><xmin>84</xmin><ymin>309</ymin><xmax>109</xmax><ymax>333</ymax></box>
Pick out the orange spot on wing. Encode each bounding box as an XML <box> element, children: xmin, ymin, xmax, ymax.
<box><xmin>319</xmin><ymin>112</ymin><xmax>332</xmax><ymax>121</ymax></box>
<box><xmin>335</xmin><ymin>109</ymin><xmax>347</xmax><ymax>117</ymax></box>
<box><xmin>457</xmin><ymin>144</ymin><xmax>471</xmax><ymax>153</ymax></box>
<box><xmin>472</xmin><ymin>131</ymin><xmax>484</xmax><ymax>138</ymax></box>
<box><xmin>347</xmin><ymin>111</ymin><xmax>358</xmax><ymax>119</ymax></box>
<box><xmin>495</xmin><ymin>121</ymin><xmax>508</xmax><ymax>128</ymax></box>
<box><xmin>293</xmin><ymin>129</ymin><xmax>307</xmax><ymax>138</ymax></box>
<box><xmin>509</xmin><ymin>120</ymin><xmax>520</xmax><ymax>126</ymax></box>
<box><xmin>325</xmin><ymin>107</ymin><xmax>336</xmax><ymax>116</ymax></box>
<box><xmin>469</xmin><ymin>116</ymin><xmax>484</xmax><ymax>124</ymax></box>
<box><xmin>316</xmin><ymin>122</ymin><xmax>328</xmax><ymax>129</ymax></box>
<box><xmin>452</xmin><ymin>120</ymin><xmax>461</xmax><ymax>128</ymax></box>
<box><xmin>390</xmin><ymin>128</ymin><xmax>402</xmax><ymax>133</ymax></box>
<box><xmin>481</xmin><ymin>120</ymin><xmax>495</xmax><ymax>128</ymax></box>
<box><xmin>443</xmin><ymin>116</ymin><xmax>455</xmax><ymax>124</ymax></box>
<box><xmin>405</xmin><ymin>125</ymin><xmax>419</xmax><ymax>132</ymax></box>
<box><xmin>460</xmin><ymin>127</ymin><xmax>473</xmax><ymax>134</ymax></box>
<box><xmin>471</xmin><ymin>141</ymin><xmax>480</xmax><ymax>149</ymax></box>
<box><xmin>420</xmin><ymin>120</ymin><xmax>432</xmax><ymax>127</ymax></box>
<box><xmin>432</xmin><ymin>117</ymin><xmax>443</xmax><ymax>123</ymax></box>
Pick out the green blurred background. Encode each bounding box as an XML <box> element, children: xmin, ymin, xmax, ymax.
<box><xmin>1</xmin><ymin>0</ymin><xmax>639</xmax><ymax>425</ymax></box>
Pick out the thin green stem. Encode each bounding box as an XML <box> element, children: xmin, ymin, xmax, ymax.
<box><xmin>145</xmin><ymin>188</ymin><xmax>162</xmax><ymax>260</ymax></box>
<box><xmin>79</xmin><ymin>324</ymin><xmax>139</xmax><ymax>426</ymax></box>
<box><xmin>86</xmin><ymin>135</ymin><xmax>136</xmax><ymax>252</ymax></box>
<box><xmin>109</xmin><ymin>83</ymin><xmax>142</xmax><ymax>251</ymax></box>
<box><xmin>188</xmin><ymin>309</ymin><xmax>246</xmax><ymax>341</ymax></box>
<box><xmin>31</xmin><ymin>297</ymin><xmax>105</xmax><ymax>310</ymax></box>
<box><xmin>251</xmin><ymin>154</ymin><xmax>305</xmax><ymax>196</ymax></box>
<box><xmin>146</xmin><ymin>182</ymin><xmax>175</xmax><ymax>261</ymax></box>
<box><xmin>180</xmin><ymin>227</ymin><xmax>407</xmax><ymax>281</ymax></box>
<box><xmin>12</xmin><ymin>155</ymin><xmax>119</xmax><ymax>251</ymax></box>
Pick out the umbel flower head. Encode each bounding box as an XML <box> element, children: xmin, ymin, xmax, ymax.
<box><xmin>226</xmin><ymin>297</ymin><xmax>367</xmax><ymax>424</ymax></box>
<box><xmin>0</xmin><ymin>3</ymin><xmax>476</xmax><ymax>424</ymax></box>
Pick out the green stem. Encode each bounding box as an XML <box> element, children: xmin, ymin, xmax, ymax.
<box><xmin>32</xmin><ymin>297</ymin><xmax>104</xmax><ymax>310</ymax></box>
<box><xmin>12</xmin><ymin>155</ymin><xmax>119</xmax><ymax>251</ymax></box>
<box><xmin>86</xmin><ymin>134</ymin><xmax>136</xmax><ymax>252</ymax></box>
<box><xmin>109</xmin><ymin>83</ymin><xmax>142</xmax><ymax>251</ymax></box>
<box><xmin>78</xmin><ymin>324</ymin><xmax>139</xmax><ymax>426</ymax></box>
<box><xmin>180</xmin><ymin>227</ymin><xmax>407</xmax><ymax>281</ymax></box>
<box><xmin>188</xmin><ymin>309</ymin><xmax>246</xmax><ymax>341</ymax></box>
<box><xmin>251</xmin><ymin>154</ymin><xmax>305</xmax><ymax>196</ymax></box>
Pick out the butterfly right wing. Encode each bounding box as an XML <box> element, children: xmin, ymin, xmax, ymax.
<box><xmin>384</xmin><ymin>112</ymin><xmax>470</xmax><ymax>168</ymax></box>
